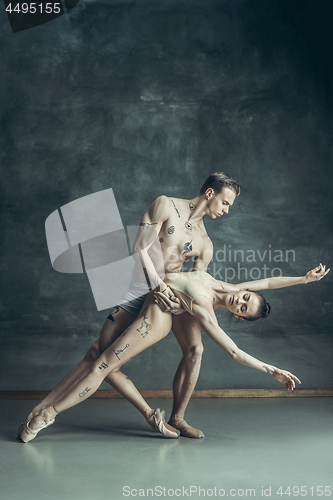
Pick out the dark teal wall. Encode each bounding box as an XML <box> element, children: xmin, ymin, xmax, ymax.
<box><xmin>1</xmin><ymin>0</ymin><xmax>332</xmax><ymax>390</ymax></box>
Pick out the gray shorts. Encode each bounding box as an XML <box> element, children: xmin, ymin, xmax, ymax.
<box><xmin>108</xmin><ymin>280</ymin><xmax>150</xmax><ymax>319</ymax></box>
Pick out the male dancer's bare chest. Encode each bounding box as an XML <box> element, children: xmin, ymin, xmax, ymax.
<box><xmin>158</xmin><ymin>210</ymin><xmax>205</xmax><ymax>271</ymax></box>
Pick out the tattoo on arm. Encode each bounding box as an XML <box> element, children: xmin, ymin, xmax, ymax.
<box><xmin>113</xmin><ymin>344</ymin><xmax>130</xmax><ymax>360</ymax></box>
<box><xmin>189</xmin><ymin>202</ymin><xmax>196</xmax><ymax>211</ymax></box>
<box><xmin>79</xmin><ymin>387</ymin><xmax>91</xmax><ymax>397</ymax></box>
<box><xmin>171</xmin><ymin>199</ymin><xmax>180</xmax><ymax>218</ymax></box>
<box><xmin>182</xmin><ymin>240</ymin><xmax>193</xmax><ymax>256</ymax></box>
<box><xmin>140</xmin><ymin>222</ymin><xmax>158</xmax><ymax>229</ymax></box>
<box><xmin>262</xmin><ymin>365</ymin><xmax>271</xmax><ymax>374</ymax></box>
<box><xmin>136</xmin><ymin>315</ymin><xmax>152</xmax><ymax>338</ymax></box>
<box><xmin>108</xmin><ymin>306</ymin><xmax>120</xmax><ymax>322</ymax></box>
<box><xmin>167</xmin><ymin>226</ymin><xmax>175</xmax><ymax>234</ymax></box>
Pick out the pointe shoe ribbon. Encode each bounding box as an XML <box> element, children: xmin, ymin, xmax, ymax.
<box><xmin>19</xmin><ymin>409</ymin><xmax>56</xmax><ymax>443</ymax></box>
<box><xmin>145</xmin><ymin>409</ymin><xmax>180</xmax><ymax>438</ymax></box>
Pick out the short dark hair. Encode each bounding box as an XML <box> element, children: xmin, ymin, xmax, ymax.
<box><xmin>199</xmin><ymin>172</ymin><xmax>241</xmax><ymax>196</ymax></box>
<box><xmin>244</xmin><ymin>291</ymin><xmax>271</xmax><ymax>322</ymax></box>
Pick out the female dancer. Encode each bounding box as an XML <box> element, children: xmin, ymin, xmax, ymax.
<box><xmin>19</xmin><ymin>263</ymin><xmax>329</xmax><ymax>442</ymax></box>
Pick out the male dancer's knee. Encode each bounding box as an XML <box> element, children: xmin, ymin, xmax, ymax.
<box><xmin>83</xmin><ymin>342</ymin><xmax>101</xmax><ymax>363</ymax></box>
<box><xmin>182</xmin><ymin>343</ymin><xmax>204</xmax><ymax>365</ymax></box>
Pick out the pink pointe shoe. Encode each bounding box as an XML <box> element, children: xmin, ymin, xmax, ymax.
<box><xmin>144</xmin><ymin>408</ymin><xmax>180</xmax><ymax>438</ymax></box>
<box><xmin>17</xmin><ymin>410</ymin><xmax>40</xmax><ymax>438</ymax></box>
<box><xmin>19</xmin><ymin>408</ymin><xmax>56</xmax><ymax>443</ymax></box>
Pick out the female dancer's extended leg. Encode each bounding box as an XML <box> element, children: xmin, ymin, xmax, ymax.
<box><xmin>20</xmin><ymin>306</ymin><xmax>175</xmax><ymax>442</ymax></box>
<box><xmin>18</xmin><ymin>306</ymin><xmax>138</xmax><ymax>433</ymax></box>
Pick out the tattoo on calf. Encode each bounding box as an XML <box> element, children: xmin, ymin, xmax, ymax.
<box><xmin>98</xmin><ymin>362</ymin><xmax>109</xmax><ymax>370</ymax></box>
<box><xmin>140</xmin><ymin>222</ymin><xmax>158</xmax><ymax>229</ymax></box>
<box><xmin>113</xmin><ymin>344</ymin><xmax>130</xmax><ymax>360</ymax></box>
<box><xmin>184</xmin><ymin>221</ymin><xmax>192</xmax><ymax>231</ymax></box>
<box><xmin>262</xmin><ymin>365</ymin><xmax>270</xmax><ymax>374</ymax></box>
<box><xmin>79</xmin><ymin>387</ymin><xmax>91</xmax><ymax>398</ymax></box>
<box><xmin>108</xmin><ymin>306</ymin><xmax>120</xmax><ymax>322</ymax></box>
<box><xmin>171</xmin><ymin>199</ymin><xmax>180</xmax><ymax>218</ymax></box>
<box><xmin>167</xmin><ymin>226</ymin><xmax>175</xmax><ymax>235</ymax></box>
<box><xmin>182</xmin><ymin>240</ymin><xmax>193</xmax><ymax>256</ymax></box>
<box><xmin>136</xmin><ymin>315</ymin><xmax>152</xmax><ymax>338</ymax></box>
<box><xmin>189</xmin><ymin>202</ymin><xmax>196</xmax><ymax>211</ymax></box>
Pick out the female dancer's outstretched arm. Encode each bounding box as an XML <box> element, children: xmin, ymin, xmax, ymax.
<box><xmin>191</xmin><ymin>295</ymin><xmax>301</xmax><ymax>390</ymax></box>
<box><xmin>236</xmin><ymin>263</ymin><xmax>329</xmax><ymax>292</ymax></box>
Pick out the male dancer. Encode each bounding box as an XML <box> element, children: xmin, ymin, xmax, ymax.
<box><xmin>19</xmin><ymin>172</ymin><xmax>240</xmax><ymax>438</ymax></box>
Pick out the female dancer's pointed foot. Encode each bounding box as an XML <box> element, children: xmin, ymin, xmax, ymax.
<box><xmin>17</xmin><ymin>410</ymin><xmax>40</xmax><ymax>437</ymax></box>
<box><xmin>168</xmin><ymin>418</ymin><xmax>204</xmax><ymax>439</ymax></box>
<box><xmin>19</xmin><ymin>407</ymin><xmax>57</xmax><ymax>443</ymax></box>
<box><xmin>144</xmin><ymin>409</ymin><xmax>180</xmax><ymax>438</ymax></box>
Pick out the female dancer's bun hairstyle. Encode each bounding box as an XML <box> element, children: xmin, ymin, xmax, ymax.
<box><xmin>244</xmin><ymin>291</ymin><xmax>271</xmax><ymax>322</ymax></box>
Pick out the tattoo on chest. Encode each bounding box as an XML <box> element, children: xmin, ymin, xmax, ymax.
<box><xmin>167</xmin><ymin>226</ymin><xmax>175</xmax><ymax>235</ymax></box>
<box><xmin>136</xmin><ymin>315</ymin><xmax>152</xmax><ymax>338</ymax></box>
<box><xmin>140</xmin><ymin>222</ymin><xmax>158</xmax><ymax>229</ymax></box>
<box><xmin>113</xmin><ymin>344</ymin><xmax>130</xmax><ymax>360</ymax></box>
<box><xmin>182</xmin><ymin>240</ymin><xmax>193</xmax><ymax>256</ymax></box>
<box><xmin>189</xmin><ymin>202</ymin><xmax>196</xmax><ymax>211</ymax></box>
<box><xmin>171</xmin><ymin>200</ymin><xmax>181</xmax><ymax>218</ymax></box>
<box><xmin>184</xmin><ymin>221</ymin><xmax>193</xmax><ymax>231</ymax></box>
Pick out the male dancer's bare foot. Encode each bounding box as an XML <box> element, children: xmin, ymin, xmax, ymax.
<box><xmin>168</xmin><ymin>418</ymin><xmax>204</xmax><ymax>439</ymax></box>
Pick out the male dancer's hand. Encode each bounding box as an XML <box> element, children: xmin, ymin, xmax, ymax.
<box><xmin>154</xmin><ymin>291</ymin><xmax>184</xmax><ymax>314</ymax></box>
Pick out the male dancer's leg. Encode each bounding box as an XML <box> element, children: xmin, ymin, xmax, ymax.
<box><xmin>168</xmin><ymin>312</ymin><xmax>204</xmax><ymax>438</ymax></box>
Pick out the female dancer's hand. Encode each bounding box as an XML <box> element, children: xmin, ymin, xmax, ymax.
<box><xmin>304</xmin><ymin>263</ymin><xmax>330</xmax><ymax>283</ymax></box>
<box><xmin>272</xmin><ymin>368</ymin><xmax>301</xmax><ymax>390</ymax></box>
<box><xmin>154</xmin><ymin>291</ymin><xmax>184</xmax><ymax>314</ymax></box>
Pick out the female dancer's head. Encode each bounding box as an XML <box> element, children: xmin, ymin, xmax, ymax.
<box><xmin>225</xmin><ymin>290</ymin><xmax>270</xmax><ymax>321</ymax></box>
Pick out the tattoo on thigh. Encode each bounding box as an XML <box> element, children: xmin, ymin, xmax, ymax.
<box><xmin>189</xmin><ymin>202</ymin><xmax>196</xmax><ymax>211</ymax></box>
<box><xmin>113</xmin><ymin>344</ymin><xmax>130</xmax><ymax>360</ymax></box>
<box><xmin>136</xmin><ymin>315</ymin><xmax>152</xmax><ymax>338</ymax></box>
<box><xmin>79</xmin><ymin>387</ymin><xmax>91</xmax><ymax>397</ymax></box>
<box><xmin>171</xmin><ymin>200</ymin><xmax>180</xmax><ymax>218</ymax></box>
<box><xmin>262</xmin><ymin>365</ymin><xmax>270</xmax><ymax>374</ymax></box>
<box><xmin>167</xmin><ymin>226</ymin><xmax>175</xmax><ymax>235</ymax></box>
<box><xmin>182</xmin><ymin>240</ymin><xmax>192</xmax><ymax>256</ymax></box>
<box><xmin>98</xmin><ymin>362</ymin><xmax>109</xmax><ymax>370</ymax></box>
<box><xmin>108</xmin><ymin>306</ymin><xmax>120</xmax><ymax>322</ymax></box>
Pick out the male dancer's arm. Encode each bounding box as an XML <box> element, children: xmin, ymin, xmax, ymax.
<box><xmin>132</xmin><ymin>195</ymin><xmax>177</xmax><ymax>298</ymax></box>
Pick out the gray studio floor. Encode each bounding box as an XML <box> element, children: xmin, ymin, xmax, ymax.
<box><xmin>1</xmin><ymin>398</ymin><xmax>332</xmax><ymax>500</ymax></box>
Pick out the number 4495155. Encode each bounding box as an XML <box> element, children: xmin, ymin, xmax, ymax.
<box><xmin>6</xmin><ymin>3</ymin><xmax>61</xmax><ymax>14</ymax></box>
